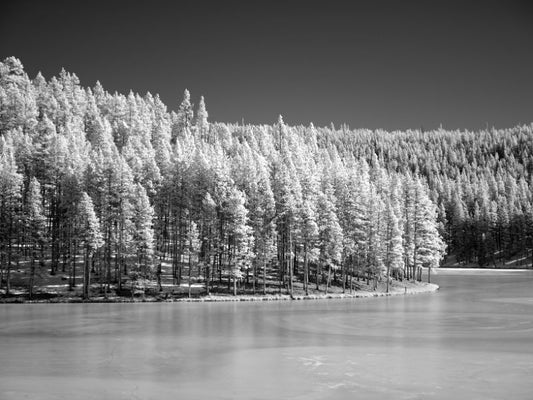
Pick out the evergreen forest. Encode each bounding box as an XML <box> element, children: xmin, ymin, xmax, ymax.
<box><xmin>1</xmin><ymin>57</ymin><xmax>532</xmax><ymax>300</ymax></box>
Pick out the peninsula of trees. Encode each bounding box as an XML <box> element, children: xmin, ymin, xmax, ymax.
<box><xmin>0</xmin><ymin>57</ymin><xmax>531</xmax><ymax>300</ymax></box>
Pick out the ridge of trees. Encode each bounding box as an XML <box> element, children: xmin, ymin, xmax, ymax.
<box><xmin>2</xmin><ymin>57</ymin><xmax>529</xmax><ymax>298</ymax></box>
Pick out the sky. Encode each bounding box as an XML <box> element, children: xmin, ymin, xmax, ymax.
<box><xmin>1</xmin><ymin>0</ymin><xmax>533</xmax><ymax>131</ymax></box>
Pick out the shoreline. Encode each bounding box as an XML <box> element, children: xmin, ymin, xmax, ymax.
<box><xmin>0</xmin><ymin>282</ymin><xmax>439</xmax><ymax>304</ymax></box>
<box><xmin>438</xmin><ymin>267</ymin><xmax>531</xmax><ymax>271</ymax></box>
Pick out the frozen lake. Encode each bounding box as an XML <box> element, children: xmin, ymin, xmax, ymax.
<box><xmin>1</xmin><ymin>270</ymin><xmax>533</xmax><ymax>400</ymax></box>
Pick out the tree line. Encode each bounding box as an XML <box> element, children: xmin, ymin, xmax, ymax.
<box><xmin>2</xmin><ymin>56</ymin><xmax>528</xmax><ymax>299</ymax></box>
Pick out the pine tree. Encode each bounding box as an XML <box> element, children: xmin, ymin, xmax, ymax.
<box><xmin>411</xmin><ymin>179</ymin><xmax>445</xmax><ymax>281</ymax></box>
<box><xmin>24</xmin><ymin>177</ymin><xmax>47</xmax><ymax>299</ymax></box>
<box><xmin>272</xmin><ymin>160</ymin><xmax>299</xmax><ymax>296</ymax></box>
<box><xmin>248</xmin><ymin>158</ymin><xmax>277</xmax><ymax>295</ymax></box>
<box><xmin>172</xmin><ymin>89</ymin><xmax>193</xmax><ymax>143</ymax></box>
<box><xmin>201</xmin><ymin>192</ymin><xmax>217</xmax><ymax>295</ymax></box>
<box><xmin>78</xmin><ymin>192</ymin><xmax>103</xmax><ymax>299</ymax></box>
<box><xmin>0</xmin><ymin>137</ymin><xmax>23</xmax><ymax>295</ymax></box>
<box><xmin>345</xmin><ymin>165</ymin><xmax>371</xmax><ymax>287</ymax></box>
<box><xmin>383</xmin><ymin>197</ymin><xmax>404</xmax><ymax>291</ymax></box>
<box><xmin>186</xmin><ymin>220</ymin><xmax>201</xmax><ymax>298</ymax></box>
<box><xmin>131</xmin><ymin>183</ymin><xmax>155</xmax><ymax>278</ymax></box>
<box><xmin>195</xmin><ymin>96</ymin><xmax>209</xmax><ymax>141</ymax></box>
<box><xmin>317</xmin><ymin>182</ymin><xmax>343</xmax><ymax>294</ymax></box>
<box><xmin>226</xmin><ymin>189</ymin><xmax>254</xmax><ymax>295</ymax></box>
<box><xmin>366</xmin><ymin>184</ymin><xmax>385</xmax><ymax>289</ymax></box>
<box><xmin>300</xmin><ymin>199</ymin><xmax>319</xmax><ymax>295</ymax></box>
<box><xmin>0</xmin><ymin>57</ymin><xmax>38</xmax><ymax>134</ymax></box>
<box><xmin>33</xmin><ymin>71</ymin><xmax>58</xmax><ymax>120</ymax></box>
<box><xmin>296</xmin><ymin>156</ymin><xmax>320</xmax><ymax>295</ymax></box>
<box><xmin>494</xmin><ymin>195</ymin><xmax>508</xmax><ymax>261</ymax></box>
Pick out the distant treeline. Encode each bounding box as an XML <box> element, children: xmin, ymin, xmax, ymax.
<box><xmin>0</xmin><ymin>57</ymin><xmax>530</xmax><ymax>298</ymax></box>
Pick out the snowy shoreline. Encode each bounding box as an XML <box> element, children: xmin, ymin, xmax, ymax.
<box><xmin>1</xmin><ymin>282</ymin><xmax>439</xmax><ymax>304</ymax></box>
<box><xmin>173</xmin><ymin>282</ymin><xmax>440</xmax><ymax>303</ymax></box>
<box><xmin>437</xmin><ymin>268</ymin><xmax>531</xmax><ymax>272</ymax></box>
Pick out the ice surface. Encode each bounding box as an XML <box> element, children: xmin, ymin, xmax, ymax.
<box><xmin>1</xmin><ymin>270</ymin><xmax>533</xmax><ymax>399</ymax></box>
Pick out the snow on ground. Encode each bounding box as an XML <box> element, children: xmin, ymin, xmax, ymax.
<box><xmin>162</xmin><ymin>282</ymin><xmax>439</xmax><ymax>303</ymax></box>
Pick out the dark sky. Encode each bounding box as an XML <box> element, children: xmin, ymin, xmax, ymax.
<box><xmin>1</xmin><ymin>0</ymin><xmax>532</xmax><ymax>130</ymax></box>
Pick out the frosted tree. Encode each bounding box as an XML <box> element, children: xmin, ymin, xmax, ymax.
<box><xmin>271</xmin><ymin>160</ymin><xmax>300</xmax><ymax>296</ymax></box>
<box><xmin>131</xmin><ymin>183</ymin><xmax>155</xmax><ymax>278</ymax></box>
<box><xmin>122</xmin><ymin>133</ymin><xmax>161</xmax><ymax>194</ymax></box>
<box><xmin>151</xmin><ymin>119</ymin><xmax>173</xmax><ymax>175</ymax></box>
<box><xmin>85</xmin><ymin>143</ymin><xmax>135</xmax><ymax>292</ymax></box>
<box><xmin>78</xmin><ymin>192</ymin><xmax>103</xmax><ymax>299</ymax></box>
<box><xmin>33</xmin><ymin>71</ymin><xmax>58</xmax><ymax>120</ymax></box>
<box><xmin>347</xmin><ymin>163</ymin><xmax>371</xmax><ymax>282</ymax></box>
<box><xmin>365</xmin><ymin>184</ymin><xmax>385</xmax><ymax>288</ymax></box>
<box><xmin>31</xmin><ymin>114</ymin><xmax>56</xmax><ymax>179</ymax></box>
<box><xmin>383</xmin><ymin>198</ymin><xmax>404</xmax><ymax>291</ymax></box>
<box><xmin>200</xmin><ymin>192</ymin><xmax>217</xmax><ymax>294</ymax></box>
<box><xmin>449</xmin><ymin>190</ymin><xmax>467</xmax><ymax>264</ymax></box>
<box><xmin>411</xmin><ymin>179</ymin><xmax>446</xmax><ymax>281</ymax></box>
<box><xmin>24</xmin><ymin>177</ymin><xmax>47</xmax><ymax>299</ymax></box>
<box><xmin>317</xmin><ymin>182</ymin><xmax>343</xmax><ymax>294</ymax></box>
<box><xmin>172</xmin><ymin>89</ymin><xmax>193</xmax><ymax>143</ymax></box>
<box><xmin>247</xmin><ymin>158</ymin><xmax>277</xmax><ymax>295</ymax></box>
<box><xmin>186</xmin><ymin>220</ymin><xmax>201</xmax><ymax>298</ymax></box>
<box><xmin>401</xmin><ymin>175</ymin><xmax>416</xmax><ymax>279</ymax></box>
<box><xmin>0</xmin><ymin>57</ymin><xmax>37</xmax><ymax>134</ymax></box>
<box><xmin>298</xmin><ymin>161</ymin><xmax>320</xmax><ymax>295</ymax></box>
<box><xmin>195</xmin><ymin>95</ymin><xmax>209</xmax><ymax>141</ymax></box>
<box><xmin>226</xmin><ymin>188</ymin><xmax>254</xmax><ymax>295</ymax></box>
<box><xmin>0</xmin><ymin>138</ymin><xmax>23</xmax><ymax>295</ymax></box>
<box><xmin>300</xmin><ymin>199</ymin><xmax>319</xmax><ymax>294</ymax></box>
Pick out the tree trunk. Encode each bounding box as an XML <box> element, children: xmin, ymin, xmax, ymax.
<box><xmin>232</xmin><ymin>245</ymin><xmax>237</xmax><ymax>296</ymax></box>
<box><xmin>205</xmin><ymin>256</ymin><xmax>210</xmax><ymax>295</ymax></box>
<box><xmin>303</xmin><ymin>244</ymin><xmax>309</xmax><ymax>296</ymax></box>
<box><xmin>105</xmin><ymin>228</ymin><xmax>111</xmax><ymax>298</ymax></box>
<box><xmin>315</xmin><ymin>262</ymin><xmax>320</xmax><ymax>291</ymax></box>
<box><xmin>349</xmin><ymin>261</ymin><xmax>353</xmax><ymax>294</ymax></box>
<box><xmin>70</xmin><ymin>240</ymin><xmax>77</xmax><ymax>291</ymax></box>
<box><xmin>29</xmin><ymin>254</ymin><xmax>35</xmax><ymax>300</ymax></box>
<box><xmin>341</xmin><ymin>260</ymin><xmax>346</xmax><ymax>293</ymax></box>
<box><xmin>172</xmin><ymin>234</ymin><xmax>178</xmax><ymax>285</ymax></box>
<box><xmin>6</xmin><ymin>231</ymin><xmax>13</xmax><ymax>295</ymax></box>
<box><xmin>279</xmin><ymin>228</ymin><xmax>284</xmax><ymax>295</ymax></box>
<box><xmin>5</xmin><ymin>258</ymin><xmax>11</xmax><ymax>296</ymax></box>
<box><xmin>118</xmin><ymin>214</ymin><xmax>124</xmax><ymax>291</ymax></box>
<box><xmin>263</xmin><ymin>260</ymin><xmax>267</xmax><ymax>295</ymax></box>
<box><xmin>83</xmin><ymin>249</ymin><xmax>91</xmax><ymax>300</ymax></box>
<box><xmin>325</xmin><ymin>264</ymin><xmax>331</xmax><ymax>294</ymax></box>
<box><xmin>288</xmin><ymin>230</ymin><xmax>293</xmax><ymax>298</ymax></box>
<box><xmin>188</xmin><ymin>249</ymin><xmax>192</xmax><ymax>299</ymax></box>
<box><xmin>386</xmin><ymin>262</ymin><xmax>390</xmax><ymax>293</ymax></box>
<box><xmin>157</xmin><ymin>260</ymin><xmax>163</xmax><ymax>292</ymax></box>
<box><xmin>116</xmin><ymin>255</ymin><xmax>122</xmax><ymax>293</ymax></box>
<box><xmin>252</xmin><ymin>260</ymin><xmax>256</xmax><ymax>295</ymax></box>
<box><xmin>177</xmin><ymin>255</ymin><xmax>182</xmax><ymax>286</ymax></box>
<box><xmin>227</xmin><ymin>240</ymin><xmax>232</xmax><ymax>293</ymax></box>
<box><xmin>62</xmin><ymin>231</ymin><xmax>68</xmax><ymax>273</ymax></box>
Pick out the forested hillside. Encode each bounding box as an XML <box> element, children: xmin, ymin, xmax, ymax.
<box><xmin>1</xmin><ymin>57</ymin><xmax>531</xmax><ymax>299</ymax></box>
